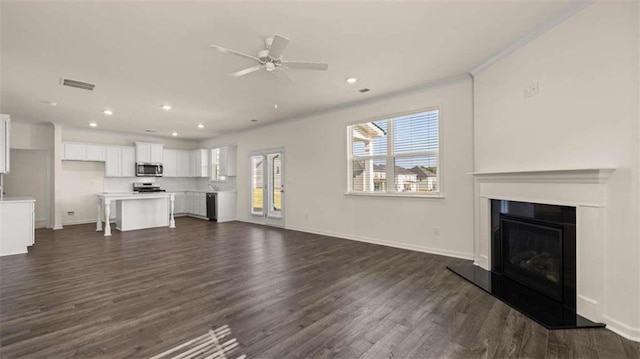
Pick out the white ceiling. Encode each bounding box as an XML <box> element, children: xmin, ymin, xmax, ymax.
<box><xmin>1</xmin><ymin>1</ymin><xmax>577</xmax><ymax>140</ymax></box>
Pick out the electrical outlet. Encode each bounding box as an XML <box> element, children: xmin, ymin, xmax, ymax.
<box><xmin>530</xmin><ymin>82</ymin><xmax>539</xmax><ymax>96</ymax></box>
<box><xmin>523</xmin><ymin>82</ymin><xmax>539</xmax><ymax>99</ymax></box>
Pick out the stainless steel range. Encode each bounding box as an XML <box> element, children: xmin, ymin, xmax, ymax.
<box><xmin>133</xmin><ymin>182</ymin><xmax>166</xmax><ymax>193</ymax></box>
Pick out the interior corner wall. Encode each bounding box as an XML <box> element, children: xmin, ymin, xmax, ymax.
<box><xmin>201</xmin><ymin>78</ymin><xmax>475</xmax><ymax>259</ymax></box>
<box><xmin>9</xmin><ymin>121</ymin><xmax>55</xmax><ymax>228</ymax></box>
<box><xmin>473</xmin><ymin>2</ymin><xmax>640</xmax><ymax>340</ymax></box>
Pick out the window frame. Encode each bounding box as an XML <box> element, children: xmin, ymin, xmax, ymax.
<box><xmin>345</xmin><ymin>106</ymin><xmax>443</xmax><ymax>198</ymax></box>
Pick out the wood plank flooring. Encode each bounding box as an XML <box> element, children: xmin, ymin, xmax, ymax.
<box><xmin>1</xmin><ymin>218</ymin><xmax>638</xmax><ymax>358</ymax></box>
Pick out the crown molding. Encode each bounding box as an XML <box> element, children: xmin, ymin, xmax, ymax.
<box><xmin>470</xmin><ymin>0</ymin><xmax>596</xmax><ymax>76</ymax></box>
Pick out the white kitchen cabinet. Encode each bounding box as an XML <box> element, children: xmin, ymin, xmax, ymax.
<box><xmin>85</xmin><ymin>145</ymin><xmax>106</xmax><ymax>161</ymax></box>
<box><xmin>62</xmin><ymin>143</ymin><xmax>85</xmax><ymax>160</ymax></box>
<box><xmin>174</xmin><ymin>192</ymin><xmax>186</xmax><ymax>214</ymax></box>
<box><xmin>135</xmin><ymin>142</ymin><xmax>163</xmax><ymax>163</ymax></box>
<box><xmin>212</xmin><ymin>146</ymin><xmax>237</xmax><ymax>180</ymax></box>
<box><xmin>214</xmin><ymin>192</ymin><xmax>237</xmax><ymax>222</ymax></box>
<box><xmin>105</xmin><ymin>146</ymin><xmax>122</xmax><ymax>177</ymax></box>
<box><xmin>184</xmin><ymin>191</ymin><xmax>206</xmax><ymax>217</ymax></box>
<box><xmin>176</xmin><ymin>150</ymin><xmax>190</xmax><ymax>177</ymax></box>
<box><xmin>62</xmin><ymin>143</ymin><xmax>106</xmax><ymax>162</ymax></box>
<box><xmin>219</xmin><ymin>146</ymin><xmax>236</xmax><ymax>176</ymax></box>
<box><xmin>122</xmin><ymin>147</ymin><xmax>136</xmax><ymax>177</ymax></box>
<box><xmin>190</xmin><ymin>149</ymin><xmax>209</xmax><ymax>178</ymax></box>
<box><xmin>163</xmin><ymin>149</ymin><xmax>177</xmax><ymax>177</ymax></box>
<box><xmin>0</xmin><ymin>197</ymin><xmax>35</xmax><ymax>256</ymax></box>
<box><xmin>0</xmin><ymin>114</ymin><xmax>10</xmax><ymax>174</ymax></box>
<box><xmin>105</xmin><ymin>146</ymin><xmax>136</xmax><ymax>177</ymax></box>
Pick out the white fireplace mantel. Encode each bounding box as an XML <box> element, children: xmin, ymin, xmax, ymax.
<box><xmin>472</xmin><ymin>167</ymin><xmax>616</xmax><ymax>334</ymax></box>
<box><xmin>470</xmin><ymin>168</ymin><xmax>615</xmax><ymax>184</ymax></box>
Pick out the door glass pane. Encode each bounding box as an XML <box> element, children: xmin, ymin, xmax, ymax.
<box><xmin>268</xmin><ymin>153</ymin><xmax>282</xmax><ymax>217</ymax></box>
<box><xmin>251</xmin><ymin>155</ymin><xmax>263</xmax><ymax>215</ymax></box>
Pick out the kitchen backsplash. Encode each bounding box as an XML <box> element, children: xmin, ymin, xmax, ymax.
<box><xmin>103</xmin><ymin>177</ymin><xmax>236</xmax><ymax>193</ymax></box>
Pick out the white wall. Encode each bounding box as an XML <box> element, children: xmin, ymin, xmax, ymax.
<box><xmin>473</xmin><ymin>2</ymin><xmax>639</xmax><ymax>339</ymax></box>
<box><xmin>10</xmin><ymin>121</ymin><xmax>53</xmax><ymax>150</ymax></box>
<box><xmin>9</xmin><ymin>121</ymin><xmax>54</xmax><ymax>227</ymax></box>
<box><xmin>4</xmin><ymin>149</ymin><xmax>49</xmax><ymax>228</ymax></box>
<box><xmin>60</xmin><ymin>161</ymin><xmax>105</xmax><ymax>225</ymax></box>
<box><xmin>201</xmin><ymin>78</ymin><xmax>475</xmax><ymax>259</ymax></box>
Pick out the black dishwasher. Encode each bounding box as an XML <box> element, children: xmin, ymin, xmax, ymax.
<box><xmin>206</xmin><ymin>192</ymin><xmax>217</xmax><ymax>221</ymax></box>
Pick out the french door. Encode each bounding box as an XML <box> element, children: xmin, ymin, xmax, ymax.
<box><xmin>250</xmin><ymin>149</ymin><xmax>284</xmax><ymax>227</ymax></box>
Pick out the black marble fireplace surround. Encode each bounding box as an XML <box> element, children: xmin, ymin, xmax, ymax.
<box><xmin>448</xmin><ymin>200</ymin><xmax>605</xmax><ymax>330</ymax></box>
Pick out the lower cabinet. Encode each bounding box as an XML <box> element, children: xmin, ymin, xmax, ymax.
<box><xmin>174</xmin><ymin>192</ymin><xmax>206</xmax><ymax>218</ymax></box>
<box><xmin>0</xmin><ymin>199</ymin><xmax>35</xmax><ymax>256</ymax></box>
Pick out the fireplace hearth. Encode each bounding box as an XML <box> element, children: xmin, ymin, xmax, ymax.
<box><xmin>448</xmin><ymin>200</ymin><xmax>604</xmax><ymax>330</ymax></box>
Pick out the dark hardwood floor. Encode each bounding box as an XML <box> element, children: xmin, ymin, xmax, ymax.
<box><xmin>1</xmin><ymin>217</ymin><xmax>638</xmax><ymax>358</ymax></box>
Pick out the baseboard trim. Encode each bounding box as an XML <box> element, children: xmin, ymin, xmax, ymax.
<box><xmin>577</xmin><ymin>295</ymin><xmax>600</xmax><ymax>324</ymax></box>
<box><xmin>601</xmin><ymin>315</ymin><xmax>640</xmax><ymax>342</ymax></box>
<box><xmin>285</xmin><ymin>224</ymin><xmax>474</xmax><ymax>260</ymax></box>
<box><xmin>62</xmin><ymin>219</ymin><xmax>115</xmax><ymax>226</ymax></box>
<box><xmin>0</xmin><ymin>250</ymin><xmax>28</xmax><ymax>257</ymax></box>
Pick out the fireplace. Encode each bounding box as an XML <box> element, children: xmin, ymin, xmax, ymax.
<box><xmin>448</xmin><ymin>198</ymin><xmax>602</xmax><ymax>330</ymax></box>
<box><xmin>491</xmin><ymin>200</ymin><xmax>576</xmax><ymax>310</ymax></box>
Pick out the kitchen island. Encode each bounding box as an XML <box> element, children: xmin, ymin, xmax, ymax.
<box><xmin>96</xmin><ymin>192</ymin><xmax>175</xmax><ymax>236</ymax></box>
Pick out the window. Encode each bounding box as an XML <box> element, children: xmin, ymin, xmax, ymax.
<box><xmin>347</xmin><ymin>109</ymin><xmax>440</xmax><ymax>196</ymax></box>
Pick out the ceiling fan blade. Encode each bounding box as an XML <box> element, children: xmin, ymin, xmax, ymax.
<box><xmin>267</xmin><ymin>34</ymin><xmax>290</xmax><ymax>59</ymax></box>
<box><xmin>210</xmin><ymin>44</ymin><xmax>260</xmax><ymax>62</ymax></box>
<box><xmin>283</xmin><ymin>61</ymin><xmax>328</xmax><ymax>71</ymax></box>
<box><xmin>230</xmin><ymin>66</ymin><xmax>262</xmax><ymax>77</ymax></box>
<box><xmin>274</xmin><ymin>68</ymin><xmax>295</xmax><ymax>83</ymax></box>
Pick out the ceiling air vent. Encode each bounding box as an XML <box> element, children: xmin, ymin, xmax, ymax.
<box><xmin>61</xmin><ymin>78</ymin><xmax>95</xmax><ymax>91</ymax></box>
<box><xmin>358</xmin><ymin>88</ymin><xmax>371</xmax><ymax>93</ymax></box>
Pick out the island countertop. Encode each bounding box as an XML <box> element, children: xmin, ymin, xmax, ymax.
<box><xmin>96</xmin><ymin>192</ymin><xmax>176</xmax><ymax>235</ymax></box>
<box><xmin>0</xmin><ymin>196</ymin><xmax>36</xmax><ymax>204</ymax></box>
<box><xmin>97</xmin><ymin>192</ymin><xmax>175</xmax><ymax>200</ymax></box>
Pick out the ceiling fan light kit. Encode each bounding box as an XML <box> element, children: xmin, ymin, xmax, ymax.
<box><xmin>210</xmin><ymin>34</ymin><xmax>328</xmax><ymax>80</ymax></box>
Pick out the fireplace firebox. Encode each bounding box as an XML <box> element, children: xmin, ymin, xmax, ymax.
<box><xmin>448</xmin><ymin>199</ymin><xmax>604</xmax><ymax>330</ymax></box>
<box><xmin>491</xmin><ymin>201</ymin><xmax>577</xmax><ymax>311</ymax></box>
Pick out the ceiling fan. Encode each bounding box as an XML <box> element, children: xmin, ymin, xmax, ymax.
<box><xmin>210</xmin><ymin>34</ymin><xmax>328</xmax><ymax>81</ymax></box>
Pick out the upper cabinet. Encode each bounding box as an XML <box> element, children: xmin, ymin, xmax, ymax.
<box><xmin>191</xmin><ymin>149</ymin><xmax>209</xmax><ymax>178</ymax></box>
<box><xmin>105</xmin><ymin>146</ymin><xmax>136</xmax><ymax>177</ymax></box>
<box><xmin>0</xmin><ymin>114</ymin><xmax>10</xmax><ymax>174</ymax></box>
<box><xmin>60</xmin><ymin>139</ymin><xmax>214</xmax><ymax>179</ymax></box>
<box><xmin>135</xmin><ymin>142</ymin><xmax>163</xmax><ymax>163</ymax></box>
<box><xmin>163</xmin><ymin>149</ymin><xmax>177</xmax><ymax>177</ymax></box>
<box><xmin>62</xmin><ymin>142</ymin><xmax>106</xmax><ymax>162</ymax></box>
<box><xmin>212</xmin><ymin>145</ymin><xmax>237</xmax><ymax>180</ymax></box>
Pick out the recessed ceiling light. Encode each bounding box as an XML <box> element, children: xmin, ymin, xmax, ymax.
<box><xmin>89</xmin><ymin>122</ymin><xmax>97</xmax><ymax>127</ymax></box>
<box><xmin>162</xmin><ymin>104</ymin><xmax>172</xmax><ymax>111</ymax></box>
<box><xmin>274</xmin><ymin>104</ymin><xmax>278</xmax><ymax>109</ymax></box>
<box><xmin>145</xmin><ymin>129</ymin><xmax>156</xmax><ymax>133</ymax></box>
<box><xmin>197</xmin><ymin>124</ymin><xmax>204</xmax><ymax>129</ymax></box>
<box><xmin>346</xmin><ymin>77</ymin><xmax>358</xmax><ymax>84</ymax></box>
<box><xmin>171</xmin><ymin>132</ymin><xmax>178</xmax><ymax>136</ymax></box>
<box><xmin>103</xmin><ymin>109</ymin><xmax>113</xmax><ymax>115</ymax></box>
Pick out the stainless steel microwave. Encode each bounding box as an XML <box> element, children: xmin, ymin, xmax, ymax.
<box><xmin>136</xmin><ymin>163</ymin><xmax>163</xmax><ymax>177</ymax></box>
